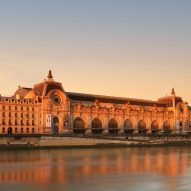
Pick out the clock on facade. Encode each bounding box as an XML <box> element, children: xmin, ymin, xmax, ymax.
<box><xmin>52</xmin><ymin>94</ymin><xmax>62</xmax><ymax>105</ymax></box>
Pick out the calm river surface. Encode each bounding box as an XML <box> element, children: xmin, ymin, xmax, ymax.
<box><xmin>0</xmin><ymin>147</ymin><xmax>191</xmax><ymax>191</ymax></box>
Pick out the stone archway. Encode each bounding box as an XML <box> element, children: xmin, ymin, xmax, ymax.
<box><xmin>52</xmin><ymin>116</ymin><xmax>59</xmax><ymax>134</ymax></box>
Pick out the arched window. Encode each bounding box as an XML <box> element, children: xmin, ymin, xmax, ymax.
<box><xmin>74</xmin><ymin>117</ymin><xmax>85</xmax><ymax>129</ymax></box>
<box><xmin>73</xmin><ymin>117</ymin><xmax>85</xmax><ymax>134</ymax></box>
<box><xmin>92</xmin><ymin>118</ymin><xmax>102</xmax><ymax>129</ymax></box>
<box><xmin>151</xmin><ymin>120</ymin><xmax>159</xmax><ymax>129</ymax></box>
<box><xmin>52</xmin><ymin>117</ymin><xmax>59</xmax><ymax>135</ymax></box>
<box><xmin>163</xmin><ymin>121</ymin><xmax>170</xmax><ymax>130</ymax></box>
<box><xmin>151</xmin><ymin>120</ymin><xmax>159</xmax><ymax>134</ymax></box>
<box><xmin>109</xmin><ymin>118</ymin><xmax>118</xmax><ymax>129</ymax></box>
<box><xmin>124</xmin><ymin>119</ymin><xmax>133</xmax><ymax>129</ymax></box>
<box><xmin>53</xmin><ymin>117</ymin><xmax>59</xmax><ymax>124</ymax></box>
<box><xmin>108</xmin><ymin>118</ymin><xmax>118</xmax><ymax>135</ymax></box>
<box><xmin>92</xmin><ymin>118</ymin><xmax>102</xmax><ymax>134</ymax></box>
<box><xmin>138</xmin><ymin>119</ymin><xmax>146</xmax><ymax>134</ymax></box>
<box><xmin>124</xmin><ymin>119</ymin><xmax>133</xmax><ymax>134</ymax></box>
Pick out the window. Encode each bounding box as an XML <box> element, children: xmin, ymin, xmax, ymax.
<box><xmin>15</xmin><ymin>128</ymin><xmax>18</xmax><ymax>133</ymax></box>
<box><xmin>2</xmin><ymin>127</ymin><xmax>5</xmax><ymax>134</ymax></box>
<box><xmin>15</xmin><ymin>113</ymin><xmax>17</xmax><ymax>117</ymax></box>
<box><xmin>21</xmin><ymin>106</ymin><xmax>23</xmax><ymax>111</ymax></box>
<box><xmin>26</xmin><ymin>128</ymin><xmax>29</xmax><ymax>133</ymax></box>
<box><xmin>2</xmin><ymin>112</ymin><xmax>5</xmax><ymax>117</ymax></box>
<box><xmin>9</xmin><ymin>106</ymin><xmax>11</xmax><ymax>110</ymax></box>
<box><xmin>21</xmin><ymin>120</ymin><xmax>24</xmax><ymax>126</ymax></box>
<box><xmin>2</xmin><ymin>105</ymin><xmax>5</xmax><ymax>110</ymax></box>
<box><xmin>32</xmin><ymin>128</ymin><xmax>35</xmax><ymax>134</ymax></box>
<box><xmin>15</xmin><ymin>120</ymin><xmax>18</xmax><ymax>125</ymax></box>
<box><xmin>9</xmin><ymin>120</ymin><xmax>12</xmax><ymax>125</ymax></box>
<box><xmin>15</xmin><ymin>106</ymin><xmax>17</xmax><ymax>110</ymax></box>
<box><xmin>32</xmin><ymin>120</ymin><xmax>35</xmax><ymax>126</ymax></box>
<box><xmin>27</xmin><ymin>120</ymin><xmax>29</xmax><ymax>125</ymax></box>
<box><xmin>2</xmin><ymin>119</ymin><xmax>5</xmax><ymax>125</ymax></box>
<box><xmin>32</xmin><ymin>114</ymin><xmax>34</xmax><ymax>118</ymax></box>
<box><xmin>21</xmin><ymin>128</ymin><xmax>24</xmax><ymax>134</ymax></box>
<box><xmin>21</xmin><ymin>113</ymin><xmax>23</xmax><ymax>118</ymax></box>
<box><xmin>9</xmin><ymin>113</ymin><xmax>11</xmax><ymax>117</ymax></box>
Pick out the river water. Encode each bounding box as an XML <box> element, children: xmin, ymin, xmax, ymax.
<box><xmin>0</xmin><ymin>147</ymin><xmax>191</xmax><ymax>191</ymax></box>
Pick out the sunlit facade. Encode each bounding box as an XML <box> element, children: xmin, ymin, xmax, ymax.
<box><xmin>0</xmin><ymin>70</ymin><xmax>191</xmax><ymax>135</ymax></box>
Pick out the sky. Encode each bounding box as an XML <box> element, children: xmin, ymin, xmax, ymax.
<box><xmin>0</xmin><ymin>0</ymin><xmax>191</xmax><ymax>103</ymax></box>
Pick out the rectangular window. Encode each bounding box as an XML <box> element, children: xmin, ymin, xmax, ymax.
<box><xmin>2</xmin><ymin>119</ymin><xmax>5</xmax><ymax>125</ymax></box>
<box><xmin>2</xmin><ymin>127</ymin><xmax>5</xmax><ymax>134</ymax></box>
<box><xmin>32</xmin><ymin>128</ymin><xmax>35</xmax><ymax>134</ymax></box>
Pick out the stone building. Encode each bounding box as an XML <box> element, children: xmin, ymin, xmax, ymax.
<box><xmin>0</xmin><ymin>70</ymin><xmax>190</xmax><ymax>135</ymax></box>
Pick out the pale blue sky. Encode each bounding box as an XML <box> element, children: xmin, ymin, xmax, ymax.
<box><xmin>0</xmin><ymin>0</ymin><xmax>191</xmax><ymax>102</ymax></box>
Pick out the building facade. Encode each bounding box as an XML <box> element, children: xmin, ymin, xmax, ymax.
<box><xmin>0</xmin><ymin>70</ymin><xmax>191</xmax><ymax>135</ymax></box>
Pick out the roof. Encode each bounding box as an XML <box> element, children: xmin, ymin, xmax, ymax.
<box><xmin>33</xmin><ymin>81</ymin><xmax>64</xmax><ymax>96</ymax></box>
<box><xmin>66</xmin><ymin>92</ymin><xmax>167</xmax><ymax>107</ymax></box>
<box><xmin>14</xmin><ymin>87</ymin><xmax>32</xmax><ymax>98</ymax></box>
<box><xmin>158</xmin><ymin>96</ymin><xmax>183</xmax><ymax>106</ymax></box>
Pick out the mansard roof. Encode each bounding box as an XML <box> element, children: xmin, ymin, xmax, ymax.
<box><xmin>158</xmin><ymin>96</ymin><xmax>183</xmax><ymax>106</ymax></box>
<box><xmin>33</xmin><ymin>81</ymin><xmax>65</xmax><ymax>96</ymax></box>
<box><xmin>66</xmin><ymin>92</ymin><xmax>167</xmax><ymax>107</ymax></box>
<box><xmin>14</xmin><ymin>87</ymin><xmax>32</xmax><ymax>98</ymax></box>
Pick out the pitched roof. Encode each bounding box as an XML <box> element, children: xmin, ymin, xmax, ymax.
<box><xmin>66</xmin><ymin>92</ymin><xmax>167</xmax><ymax>107</ymax></box>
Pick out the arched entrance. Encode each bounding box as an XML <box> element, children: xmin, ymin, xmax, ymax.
<box><xmin>92</xmin><ymin>118</ymin><xmax>102</xmax><ymax>134</ymax></box>
<box><xmin>52</xmin><ymin>117</ymin><xmax>59</xmax><ymax>134</ymax></box>
<box><xmin>8</xmin><ymin>127</ymin><xmax>12</xmax><ymax>135</ymax></box>
<box><xmin>124</xmin><ymin>119</ymin><xmax>134</xmax><ymax>134</ymax></box>
<box><xmin>151</xmin><ymin>120</ymin><xmax>159</xmax><ymax>134</ymax></box>
<box><xmin>108</xmin><ymin>118</ymin><xmax>118</xmax><ymax>135</ymax></box>
<box><xmin>73</xmin><ymin>117</ymin><xmax>85</xmax><ymax>134</ymax></box>
<box><xmin>138</xmin><ymin>120</ymin><xmax>146</xmax><ymax>134</ymax></box>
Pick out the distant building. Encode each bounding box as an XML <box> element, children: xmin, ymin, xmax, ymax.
<box><xmin>0</xmin><ymin>70</ymin><xmax>190</xmax><ymax>135</ymax></box>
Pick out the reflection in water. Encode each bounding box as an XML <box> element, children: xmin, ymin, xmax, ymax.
<box><xmin>0</xmin><ymin>147</ymin><xmax>191</xmax><ymax>191</ymax></box>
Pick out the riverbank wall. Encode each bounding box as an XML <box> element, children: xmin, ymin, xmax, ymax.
<box><xmin>1</xmin><ymin>135</ymin><xmax>191</xmax><ymax>149</ymax></box>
